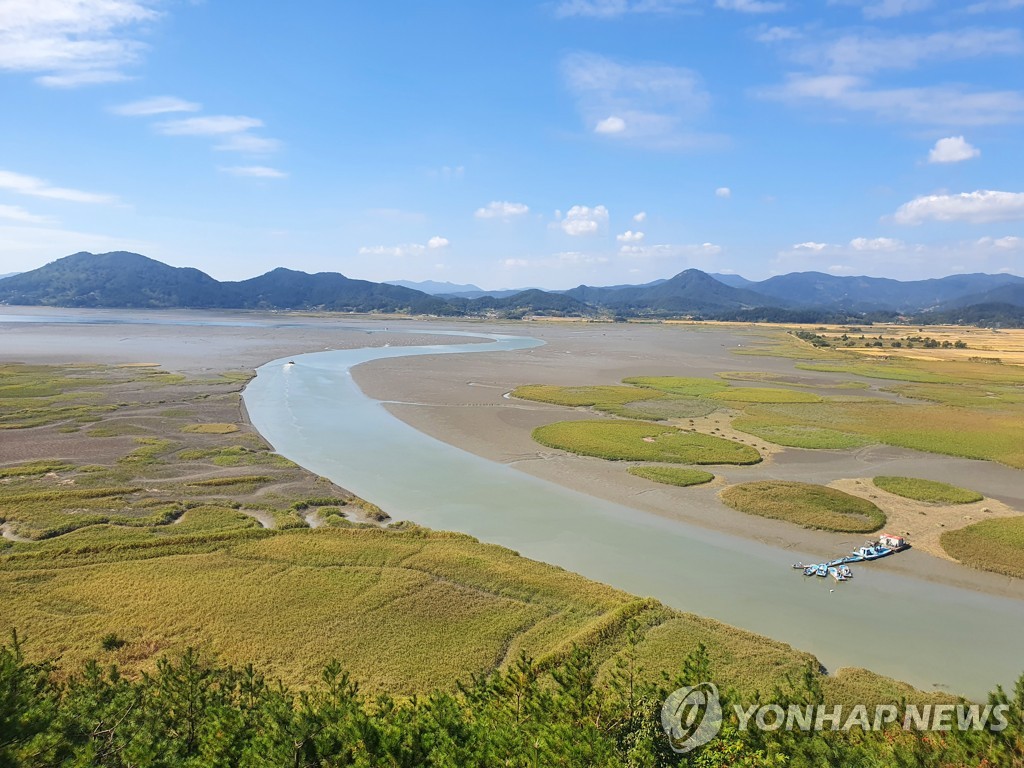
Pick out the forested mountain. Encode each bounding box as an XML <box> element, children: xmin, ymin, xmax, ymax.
<box><xmin>1</xmin><ymin>251</ymin><xmax>1021</xmax><ymax>322</ymax></box>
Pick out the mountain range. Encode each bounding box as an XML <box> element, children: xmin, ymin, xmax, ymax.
<box><xmin>1</xmin><ymin>251</ymin><xmax>1022</xmax><ymax>325</ymax></box>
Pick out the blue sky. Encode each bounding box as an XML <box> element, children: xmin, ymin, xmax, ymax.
<box><xmin>0</xmin><ymin>0</ymin><xmax>1022</xmax><ymax>289</ymax></box>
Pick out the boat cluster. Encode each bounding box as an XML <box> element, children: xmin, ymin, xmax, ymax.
<box><xmin>791</xmin><ymin>538</ymin><xmax>907</xmax><ymax>584</ymax></box>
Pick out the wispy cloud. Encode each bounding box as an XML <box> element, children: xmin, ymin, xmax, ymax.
<box><xmin>219</xmin><ymin>166</ymin><xmax>288</xmax><ymax>179</ymax></box>
<box><xmin>789</xmin><ymin>29</ymin><xmax>1022</xmax><ymax>75</ymax></box>
<box><xmin>563</xmin><ymin>52</ymin><xmax>718</xmax><ymax>149</ymax></box>
<box><xmin>715</xmin><ymin>0</ymin><xmax>785</xmax><ymax>13</ymax></box>
<box><xmin>892</xmin><ymin>190</ymin><xmax>1024</xmax><ymax>225</ymax></box>
<box><xmin>554</xmin><ymin>0</ymin><xmax>695</xmax><ymax>18</ymax></box>
<box><xmin>0</xmin><ymin>169</ymin><xmax>116</xmax><ymax>204</ymax></box>
<box><xmin>359</xmin><ymin>237</ymin><xmax>450</xmax><ymax>258</ymax></box>
<box><xmin>830</xmin><ymin>0</ymin><xmax>932</xmax><ymax>18</ymax></box>
<box><xmin>112</xmin><ymin>96</ymin><xmax>200</xmax><ymax>116</ymax></box>
<box><xmin>760</xmin><ymin>75</ymin><xmax>1024</xmax><ymax>126</ymax></box>
<box><xmin>0</xmin><ymin>203</ymin><xmax>53</xmax><ymax>224</ymax></box>
<box><xmin>0</xmin><ymin>0</ymin><xmax>160</xmax><ymax>87</ymax></box>
<box><xmin>474</xmin><ymin>201</ymin><xmax>530</xmax><ymax>219</ymax></box>
<box><xmin>156</xmin><ymin>116</ymin><xmax>265</xmax><ymax>136</ymax></box>
<box><xmin>213</xmin><ymin>134</ymin><xmax>282</xmax><ymax>154</ymax></box>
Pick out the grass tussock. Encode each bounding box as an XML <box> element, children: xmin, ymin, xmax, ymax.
<box><xmin>720</xmin><ymin>481</ymin><xmax>886</xmax><ymax>533</ymax></box>
<box><xmin>533</xmin><ymin>420</ymin><xmax>761</xmax><ymax>465</ymax></box>
<box><xmin>941</xmin><ymin>517</ymin><xmax>1024</xmax><ymax>579</ymax></box>
<box><xmin>627</xmin><ymin>466</ymin><xmax>714</xmax><ymax>487</ymax></box>
<box><xmin>873</xmin><ymin>476</ymin><xmax>984</xmax><ymax>504</ymax></box>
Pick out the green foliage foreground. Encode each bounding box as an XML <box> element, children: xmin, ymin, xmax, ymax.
<box><xmin>1</xmin><ymin>636</ymin><xmax>1022</xmax><ymax>768</ymax></box>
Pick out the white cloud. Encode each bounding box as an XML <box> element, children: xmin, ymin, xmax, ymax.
<box><xmin>554</xmin><ymin>0</ymin><xmax>695</xmax><ymax>18</ymax></box>
<box><xmin>790</xmin><ymin>29</ymin><xmax>1022</xmax><ymax>76</ymax></box>
<box><xmin>0</xmin><ymin>0</ymin><xmax>160</xmax><ymax>87</ymax></box>
<box><xmin>219</xmin><ymin>166</ymin><xmax>287</xmax><ymax>179</ymax></box>
<box><xmin>594</xmin><ymin>115</ymin><xmax>626</xmax><ymax>134</ymax></box>
<box><xmin>112</xmin><ymin>96</ymin><xmax>200</xmax><ymax>116</ymax></box>
<box><xmin>503</xmin><ymin>258</ymin><xmax>529</xmax><ymax>268</ymax></box>
<box><xmin>859</xmin><ymin>0</ymin><xmax>931</xmax><ymax>18</ymax></box>
<box><xmin>359</xmin><ymin>238</ymin><xmax>448</xmax><ymax>257</ymax></box>
<box><xmin>976</xmin><ymin>235</ymin><xmax>1023</xmax><ymax>249</ymax></box>
<box><xmin>556</xmin><ymin>251</ymin><xmax>610</xmax><ymax>265</ymax></box>
<box><xmin>893</xmin><ymin>190</ymin><xmax>1024</xmax><ymax>225</ymax></box>
<box><xmin>156</xmin><ymin>116</ymin><xmax>264</xmax><ymax>136</ymax></box>
<box><xmin>715</xmin><ymin>186</ymin><xmax>731</xmax><ymax>198</ymax></box>
<box><xmin>474</xmin><ymin>201</ymin><xmax>529</xmax><ymax>219</ymax></box>
<box><xmin>620</xmin><ymin>242</ymin><xmax>722</xmax><ymax>259</ymax></box>
<box><xmin>0</xmin><ymin>169</ymin><xmax>115</xmax><ymax>203</ymax></box>
<box><xmin>928</xmin><ymin>136</ymin><xmax>980</xmax><ymax>164</ymax></box>
<box><xmin>0</xmin><ymin>204</ymin><xmax>52</xmax><ymax>224</ymax></box>
<box><xmin>633</xmin><ymin>211</ymin><xmax>647</xmax><ymax>222</ymax></box>
<box><xmin>756</xmin><ymin>26</ymin><xmax>801</xmax><ymax>43</ymax></box>
<box><xmin>761</xmin><ymin>74</ymin><xmax>1024</xmax><ymax>126</ymax></box>
<box><xmin>616</xmin><ymin>230</ymin><xmax>645</xmax><ymax>243</ymax></box>
<box><xmin>562</xmin><ymin>52</ymin><xmax>716</xmax><ymax>149</ymax></box>
<box><xmin>850</xmin><ymin>236</ymin><xmax>903</xmax><ymax>250</ymax></box>
<box><xmin>716</xmin><ymin>0</ymin><xmax>785</xmax><ymax>12</ymax></box>
<box><xmin>793</xmin><ymin>241</ymin><xmax>830</xmax><ymax>250</ymax></box>
<box><xmin>829</xmin><ymin>0</ymin><xmax>932</xmax><ymax>17</ymax></box>
<box><xmin>967</xmin><ymin>0</ymin><xmax>1024</xmax><ymax>10</ymax></box>
<box><xmin>561</xmin><ymin>204</ymin><xmax>609</xmax><ymax>236</ymax></box>
<box><xmin>214</xmin><ymin>134</ymin><xmax>282</xmax><ymax>154</ymax></box>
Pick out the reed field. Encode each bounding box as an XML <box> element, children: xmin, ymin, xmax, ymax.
<box><xmin>720</xmin><ymin>481</ymin><xmax>887</xmax><ymax>533</ymax></box>
<box><xmin>941</xmin><ymin>517</ymin><xmax>1024</xmax><ymax>579</ymax></box>
<box><xmin>873</xmin><ymin>476</ymin><xmax>984</xmax><ymax>504</ymax></box>
<box><xmin>626</xmin><ymin>466</ymin><xmax>715</xmax><ymax>487</ymax></box>
<box><xmin>532</xmin><ymin>420</ymin><xmax>762</xmax><ymax>464</ymax></box>
<box><xmin>0</xmin><ymin>361</ymin><xmax>931</xmax><ymax>707</ymax></box>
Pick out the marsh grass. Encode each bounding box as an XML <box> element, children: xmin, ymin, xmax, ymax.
<box><xmin>941</xmin><ymin>518</ymin><xmax>1024</xmax><ymax>579</ymax></box>
<box><xmin>873</xmin><ymin>476</ymin><xmax>983</xmax><ymax>504</ymax></box>
<box><xmin>720</xmin><ymin>481</ymin><xmax>886</xmax><ymax>533</ymax></box>
<box><xmin>732</xmin><ymin>401</ymin><xmax>1024</xmax><ymax>467</ymax></box>
<box><xmin>622</xmin><ymin>376</ymin><xmax>731</xmax><ymax>397</ymax></box>
<box><xmin>0</xmin><ymin>461</ymin><xmax>74</xmax><ymax>478</ymax></box>
<box><xmin>533</xmin><ymin>420</ymin><xmax>761</xmax><ymax>465</ymax></box>
<box><xmin>627</xmin><ymin>466</ymin><xmax>714</xmax><ymax>487</ymax></box>
<box><xmin>181</xmin><ymin>423</ymin><xmax>239</xmax><ymax>434</ymax></box>
<box><xmin>712</xmin><ymin>387</ymin><xmax>822</xmax><ymax>404</ymax></box>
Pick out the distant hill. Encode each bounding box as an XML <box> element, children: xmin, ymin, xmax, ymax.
<box><xmin>0</xmin><ymin>252</ymin><xmax>224</xmax><ymax>309</ymax></box>
<box><xmin>749</xmin><ymin>272</ymin><xmax>1024</xmax><ymax>313</ymax></box>
<box><xmin>469</xmin><ymin>289</ymin><xmax>590</xmax><ymax>317</ymax></box>
<box><xmin>0</xmin><ymin>272</ymin><xmax>19</xmax><ymax>280</ymax></box>
<box><xmin>3</xmin><ymin>252</ymin><xmax>1022</xmax><ymax>323</ymax></box>
<box><xmin>565</xmin><ymin>269</ymin><xmax>777</xmax><ymax>315</ymax></box>
<box><xmin>385</xmin><ymin>279</ymin><xmax>483</xmax><ymax>295</ymax></box>
<box><xmin>0</xmin><ymin>253</ymin><xmax>460</xmax><ymax>314</ymax></box>
<box><xmin>710</xmin><ymin>273</ymin><xmax>756</xmax><ymax>289</ymax></box>
<box><xmin>223</xmin><ymin>268</ymin><xmax>457</xmax><ymax>314</ymax></box>
<box><xmin>941</xmin><ymin>283</ymin><xmax>1024</xmax><ymax>309</ymax></box>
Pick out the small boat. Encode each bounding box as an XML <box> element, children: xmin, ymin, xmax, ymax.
<box><xmin>803</xmin><ymin>565</ymin><xmax>817</xmax><ymax>576</ymax></box>
<box><xmin>815</xmin><ymin>563</ymin><xmax>828</xmax><ymax>577</ymax></box>
<box><xmin>792</xmin><ymin>562</ymin><xmax>805</xmax><ymax>569</ymax></box>
<box><xmin>838</xmin><ymin>565</ymin><xmax>853</xmax><ymax>579</ymax></box>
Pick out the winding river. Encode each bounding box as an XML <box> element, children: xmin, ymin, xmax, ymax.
<box><xmin>243</xmin><ymin>330</ymin><xmax>1024</xmax><ymax>701</ymax></box>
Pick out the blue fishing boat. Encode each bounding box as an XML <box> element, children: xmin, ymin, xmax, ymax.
<box><xmin>815</xmin><ymin>563</ymin><xmax>828</xmax><ymax>577</ymax></box>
